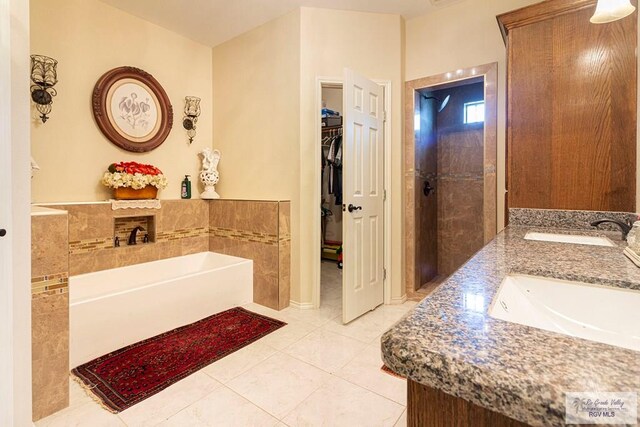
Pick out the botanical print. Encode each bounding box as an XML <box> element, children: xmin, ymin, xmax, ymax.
<box><xmin>110</xmin><ymin>82</ymin><xmax>158</xmax><ymax>139</ymax></box>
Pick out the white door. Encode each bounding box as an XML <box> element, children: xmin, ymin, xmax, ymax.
<box><xmin>1</xmin><ymin>0</ymin><xmax>31</xmax><ymax>423</ymax></box>
<box><xmin>342</xmin><ymin>68</ymin><xmax>384</xmax><ymax>324</ymax></box>
<box><xmin>0</xmin><ymin>1</ymin><xmax>14</xmax><ymax>424</ymax></box>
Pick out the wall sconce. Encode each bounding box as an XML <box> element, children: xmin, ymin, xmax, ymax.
<box><xmin>30</xmin><ymin>55</ymin><xmax>58</xmax><ymax>123</ymax></box>
<box><xmin>591</xmin><ymin>0</ymin><xmax>636</xmax><ymax>23</ymax></box>
<box><xmin>183</xmin><ymin>96</ymin><xmax>201</xmax><ymax>144</ymax></box>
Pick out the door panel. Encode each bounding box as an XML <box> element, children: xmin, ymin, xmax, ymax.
<box><xmin>343</xmin><ymin>68</ymin><xmax>384</xmax><ymax>324</ymax></box>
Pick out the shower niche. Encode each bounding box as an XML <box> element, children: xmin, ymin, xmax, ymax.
<box><xmin>113</xmin><ymin>215</ymin><xmax>156</xmax><ymax>247</ymax></box>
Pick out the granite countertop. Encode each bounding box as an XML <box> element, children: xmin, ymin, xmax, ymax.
<box><xmin>382</xmin><ymin>216</ymin><xmax>640</xmax><ymax>426</ymax></box>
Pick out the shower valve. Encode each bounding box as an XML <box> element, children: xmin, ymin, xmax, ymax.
<box><xmin>423</xmin><ymin>181</ymin><xmax>435</xmax><ymax>197</ymax></box>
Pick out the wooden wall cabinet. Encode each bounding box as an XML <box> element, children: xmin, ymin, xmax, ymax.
<box><xmin>498</xmin><ymin>0</ymin><xmax>637</xmax><ymax>212</ymax></box>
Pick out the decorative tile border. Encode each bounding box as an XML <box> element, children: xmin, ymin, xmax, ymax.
<box><xmin>412</xmin><ymin>171</ymin><xmax>484</xmax><ymax>181</ymax></box>
<box><xmin>210</xmin><ymin>227</ymin><xmax>278</xmax><ymax>246</ymax></box>
<box><xmin>31</xmin><ymin>273</ymin><xmax>69</xmax><ymax>295</ymax></box>
<box><xmin>69</xmin><ymin>238</ymin><xmax>112</xmax><ymax>255</ymax></box>
<box><xmin>70</xmin><ymin>227</ymin><xmax>210</xmax><ymax>254</ymax></box>
<box><xmin>157</xmin><ymin>227</ymin><xmax>209</xmax><ymax>241</ymax></box>
<box><xmin>70</xmin><ymin>225</ymin><xmax>279</xmax><ymax>255</ymax></box>
<box><xmin>438</xmin><ymin>173</ymin><xmax>484</xmax><ymax>182</ymax></box>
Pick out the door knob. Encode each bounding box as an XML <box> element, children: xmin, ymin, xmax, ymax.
<box><xmin>0</xmin><ymin>229</ymin><xmax>6</xmax><ymax>237</ymax></box>
<box><xmin>348</xmin><ymin>204</ymin><xmax>362</xmax><ymax>213</ymax></box>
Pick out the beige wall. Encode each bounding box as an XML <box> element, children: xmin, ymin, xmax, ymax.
<box><xmin>405</xmin><ymin>0</ymin><xmax>541</xmax><ymax>231</ymax></box>
<box><xmin>211</xmin><ymin>8</ymin><xmax>404</xmax><ymax>305</ymax></box>
<box><xmin>30</xmin><ymin>0</ymin><xmax>213</xmax><ymax>203</ymax></box>
<box><xmin>212</xmin><ymin>10</ymin><xmax>301</xmax><ymax>304</ymax></box>
<box><xmin>299</xmin><ymin>8</ymin><xmax>404</xmax><ymax>304</ymax></box>
<box><xmin>212</xmin><ymin>10</ymin><xmax>300</xmax><ymax>201</ymax></box>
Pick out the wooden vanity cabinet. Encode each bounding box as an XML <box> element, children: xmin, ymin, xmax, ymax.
<box><xmin>498</xmin><ymin>0</ymin><xmax>637</xmax><ymax>213</ymax></box>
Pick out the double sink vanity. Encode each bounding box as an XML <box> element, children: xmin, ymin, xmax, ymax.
<box><xmin>382</xmin><ymin>209</ymin><xmax>640</xmax><ymax>426</ymax></box>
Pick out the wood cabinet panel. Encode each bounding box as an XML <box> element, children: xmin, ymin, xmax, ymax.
<box><xmin>407</xmin><ymin>379</ymin><xmax>530</xmax><ymax>427</ymax></box>
<box><xmin>501</xmin><ymin>0</ymin><xmax>637</xmax><ymax>212</ymax></box>
<box><xmin>508</xmin><ymin>19</ymin><xmax>554</xmax><ymax>208</ymax></box>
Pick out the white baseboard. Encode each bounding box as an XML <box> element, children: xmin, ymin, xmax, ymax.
<box><xmin>289</xmin><ymin>300</ymin><xmax>315</xmax><ymax>310</ymax></box>
<box><xmin>389</xmin><ymin>295</ymin><xmax>407</xmax><ymax>305</ymax></box>
<box><xmin>291</xmin><ymin>295</ymin><xmax>406</xmax><ymax>309</ymax></box>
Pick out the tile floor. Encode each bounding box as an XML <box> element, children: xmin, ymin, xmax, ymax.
<box><xmin>36</xmin><ymin>262</ymin><xmax>416</xmax><ymax>427</ymax></box>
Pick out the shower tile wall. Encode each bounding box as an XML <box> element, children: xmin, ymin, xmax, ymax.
<box><xmin>416</xmin><ymin>93</ymin><xmax>438</xmax><ymax>286</ymax></box>
<box><xmin>209</xmin><ymin>200</ymin><xmax>291</xmax><ymax>311</ymax></box>
<box><xmin>437</xmin><ymin>129</ymin><xmax>484</xmax><ymax>276</ymax></box>
<box><xmin>31</xmin><ymin>211</ymin><xmax>69</xmax><ymax>421</ymax></box>
<box><xmin>434</xmin><ymin>83</ymin><xmax>485</xmax><ymax>276</ymax></box>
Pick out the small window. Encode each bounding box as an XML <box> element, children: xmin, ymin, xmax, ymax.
<box><xmin>464</xmin><ymin>101</ymin><xmax>485</xmax><ymax>124</ymax></box>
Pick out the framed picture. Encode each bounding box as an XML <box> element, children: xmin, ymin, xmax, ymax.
<box><xmin>92</xmin><ymin>66</ymin><xmax>173</xmax><ymax>152</ymax></box>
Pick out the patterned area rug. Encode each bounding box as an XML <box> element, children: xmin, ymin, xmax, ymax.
<box><xmin>72</xmin><ymin>307</ymin><xmax>286</xmax><ymax>412</ymax></box>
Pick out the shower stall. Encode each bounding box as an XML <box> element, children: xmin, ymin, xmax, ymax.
<box><xmin>412</xmin><ymin>77</ymin><xmax>492</xmax><ymax>294</ymax></box>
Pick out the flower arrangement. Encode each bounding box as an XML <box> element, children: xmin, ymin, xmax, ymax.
<box><xmin>101</xmin><ymin>161</ymin><xmax>168</xmax><ymax>190</ymax></box>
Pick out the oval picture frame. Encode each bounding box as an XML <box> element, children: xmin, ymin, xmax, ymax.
<box><xmin>92</xmin><ymin>66</ymin><xmax>173</xmax><ymax>153</ymax></box>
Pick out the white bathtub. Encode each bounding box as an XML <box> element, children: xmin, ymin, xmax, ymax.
<box><xmin>69</xmin><ymin>252</ymin><xmax>253</xmax><ymax>368</ymax></box>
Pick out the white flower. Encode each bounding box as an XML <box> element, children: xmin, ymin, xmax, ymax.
<box><xmin>101</xmin><ymin>171</ymin><xmax>168</xmax><ymax>190</ymax></box>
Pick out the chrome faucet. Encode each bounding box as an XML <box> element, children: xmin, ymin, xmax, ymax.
<box><xmin>590</xmin><ymin>218</ymin><xmax>633</xmax><ymax>240</ymax></box>
<box><xmin>128</xmin><ymin>226</ymin><xmax>145</xmax><ymax>245</ymax></box>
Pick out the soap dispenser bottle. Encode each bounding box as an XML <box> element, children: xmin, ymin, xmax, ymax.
<box><xmin>181</xmin><ymin>175</ymin><xmax>192</xmax><ymax>199</ymax></box>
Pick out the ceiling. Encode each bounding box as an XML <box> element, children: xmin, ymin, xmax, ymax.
<box><xmin>98</xmin><ymin>0</ymin><xmax>448</xmax><ymax>47</ymax></box>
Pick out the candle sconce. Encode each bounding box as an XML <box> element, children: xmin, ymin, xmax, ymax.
<box><xmin>30</xmin><ymin>55</ymin><xmax>58</xmax><ymax>123</ymax></box>
<box><xmin>183</xmin><ymin>96</ymin><xmax>201</xmax><ymax>144</ymax></box>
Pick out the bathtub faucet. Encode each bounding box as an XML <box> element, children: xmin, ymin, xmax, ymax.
<box><xmin>128</xmin><ymin>226</ymin><xmax>146</xmax><ymax>245</ymax></box>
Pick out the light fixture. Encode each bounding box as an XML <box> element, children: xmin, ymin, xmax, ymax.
<box><xmin>183</xmin><ymin>96</ymin><xmax>201</xmax><ymax>144</ymax></box>
<box><xmin>30</xmin><ymin>55</ymin><xmax>58</xmax><ymax>123</ymax></box>
<box><xmin>590</xmin><ymin>0</ymin><xmax>636</xmax><ymax>24</ymax></box>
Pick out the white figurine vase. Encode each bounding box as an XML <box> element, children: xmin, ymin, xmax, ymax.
<box><xmin>199</xmin><ymin>148</ymin><xmax>221</xmax><ymax>200</ymax></box>
<box><xmin>200</xmin><ymin>170</ymin><xmax>220</xmax><ymax>199</ymax></box>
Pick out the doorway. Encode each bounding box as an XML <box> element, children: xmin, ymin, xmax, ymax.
<box><xmin>319</xmin><ymin>84</ymin><xmax>344</xmax><ymax>311</ymax></box>
<box><xmin>404</xmin><ymin>63</ymin><xmax>498</xmax><ymax>299</ymax></box>
<box><xmin>313</xmin><ymin>74</ymin><xmax>393</xmax><ymax>323</ymax></box>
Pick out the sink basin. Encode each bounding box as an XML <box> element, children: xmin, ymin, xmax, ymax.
<box><xmin>524</xmin><ymin>231</ymin><xmax>616</xmax><ymax>247</ymax></box>
<box><xmin>489</xmin><ymin>275</ymin><xmax>640</xmax><ymax>351</ymax></box>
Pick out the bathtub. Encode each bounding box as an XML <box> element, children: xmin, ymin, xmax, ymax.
<box><xmin>69</xmin><ymin>251</ymin><xmax>253</xmax><ymax>368</ymax></box>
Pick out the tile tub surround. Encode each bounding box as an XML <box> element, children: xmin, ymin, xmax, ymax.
<box><xmin>45</xmin><ymin>200</ymin><xmax>210</xmax><ymax>276</ymax></box>
<box><xmin>31</xmin><ymin>208</ymin><xmax>70</xmax><ymax>421</ymax></box>
<box><xmin>37</xmin><ymin>199</ymin><xmax>291</xmax><ymax>310</ymax></box>
<box><xmin>209</xmin><ymin>200</ymin><xmax>291</xmax><ymax>311</ymax></box>
<box><xmin>381</xmin><ymin>225</ymin><xmax>640</xmax><ymax>426</ymax></box>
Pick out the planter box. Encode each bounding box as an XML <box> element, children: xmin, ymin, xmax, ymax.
<box><xmin>113</xmin><ymin>186</ymin><xmax>158</xmax><ymax>200</ymax></box>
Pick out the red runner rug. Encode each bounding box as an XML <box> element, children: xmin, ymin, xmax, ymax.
<box><xmin>72</xmin><ymin>307</ymin><xmax>286</xmax><ymax>413</ymax></box>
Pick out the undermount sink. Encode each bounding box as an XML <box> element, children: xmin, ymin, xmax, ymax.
<box><xmin>489</xmin><ymin>275</ymin><xmax>640</xmax><ymax>351</ymax></box>
<box><xmin>524</xmin><ymin>231</ymin><xmax>616</xmax><ymax>247</ymax></box>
